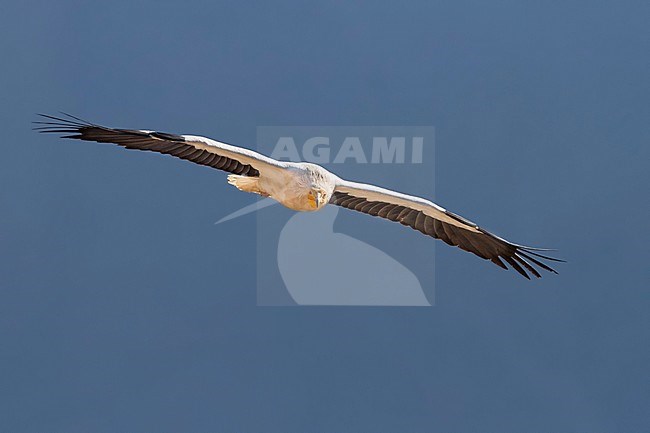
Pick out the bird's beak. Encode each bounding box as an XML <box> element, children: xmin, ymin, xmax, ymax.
<box><xmin>308</xmin><ymin>191</ymin><xmax>324</xmax><ymax>209</ymax></box>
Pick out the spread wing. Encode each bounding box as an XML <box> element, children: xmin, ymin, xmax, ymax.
<box><xmin>34</xmin><ymin>113</ymin><xmax>285</xmax><ymax>177</ymax></box>
<box><xmin>330</xmin><ymin>179</ymin><xmax>562</xmax><ymax>279</ymax></box>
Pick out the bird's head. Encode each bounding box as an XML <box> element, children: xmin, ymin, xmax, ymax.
<box><xmin>307</xmin><ymin>187</ymin><xmax>329</xmax><ymax>210</ymax></box>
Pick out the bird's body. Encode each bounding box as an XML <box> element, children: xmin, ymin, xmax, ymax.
<box><xmin>261</xmin><ymin>163</ymin><xmax>336</xmax><ymax>211</ymax></box>
<box><xmin>228</xmin><ymin>162</ymin><xmax>335</xmax><ymax>211</ymax></box>
<box><xmin>36</xmin><ymin>113</ymin><xmax>562</xmax><ymax>279</ymax></box>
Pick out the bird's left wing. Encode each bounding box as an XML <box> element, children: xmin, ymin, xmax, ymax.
<box><xmin>35</xmin><ymin>113</ymin><xmax>285</xmax><ymax>176</ymax></box>
<box><xmin>330</xmin><ymin>179</ymin><xmax>561</xmax><ymax>279</ymax></box>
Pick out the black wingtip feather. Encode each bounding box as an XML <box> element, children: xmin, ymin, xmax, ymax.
<box><xmin>513</xmin><ymin>253</ymin><xmax>542</xmax><ymax>278</ymax></box>
<box><xmin>518</xmin><ymin>251</ymin><xmax>559</xmax><ymax>274</ymax></box>
<box><xmin>521</xmin><ymin>248</ymin><xmax>566</xmax><ymax>263</ymax></box>
<box><xmin>490</xmin><ymin>257</ymin><xmax>508</xmax><ymax>270</ymax></box>
<box><xmin>36</xmin><ymin>113</ymin><xmax>86</xmax><ymax>126</ymax></box>
<box><xmin>502</xmin><ymin>256</ymin><xmax>531</xmax><ymax>279</ymax></box>
<box><xmin>58</xmin><ymin>111</ymin><xmax>95</xmax><ymax>125</ymax></box>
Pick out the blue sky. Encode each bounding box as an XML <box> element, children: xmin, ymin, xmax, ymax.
<box><xmin>0</xmin><ymin>1</ymin><xmax>648</xmax><ymax>432</ymax></box>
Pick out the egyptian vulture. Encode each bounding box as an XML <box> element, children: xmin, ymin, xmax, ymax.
<box><xmin>35</xmin><ymin>113</ymin><xmax>562</xmax><ymax>279</ymax></box>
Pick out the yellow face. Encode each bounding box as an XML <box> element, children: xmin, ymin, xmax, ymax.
<box><xmin>307</xmin><ymin>189</ymin><xmax>327</xmax><ymax>209</ymax></box>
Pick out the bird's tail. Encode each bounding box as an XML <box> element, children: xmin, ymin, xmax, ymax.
<box><xmin>227</xmin><ymin>175</ymin><xmax>265</xmax><ymax>195</ymax></box>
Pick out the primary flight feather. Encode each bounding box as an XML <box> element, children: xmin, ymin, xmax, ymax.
<box><xmin>35</xmin><ymin>113</ymin><xmax>562</xmax><ymax>279</ymax></box>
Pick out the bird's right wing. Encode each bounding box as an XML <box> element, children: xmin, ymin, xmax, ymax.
<box><xmin>35</xmin><ymin>113</ymin><xmax>286</xmax><ymax>177</ymax></box>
